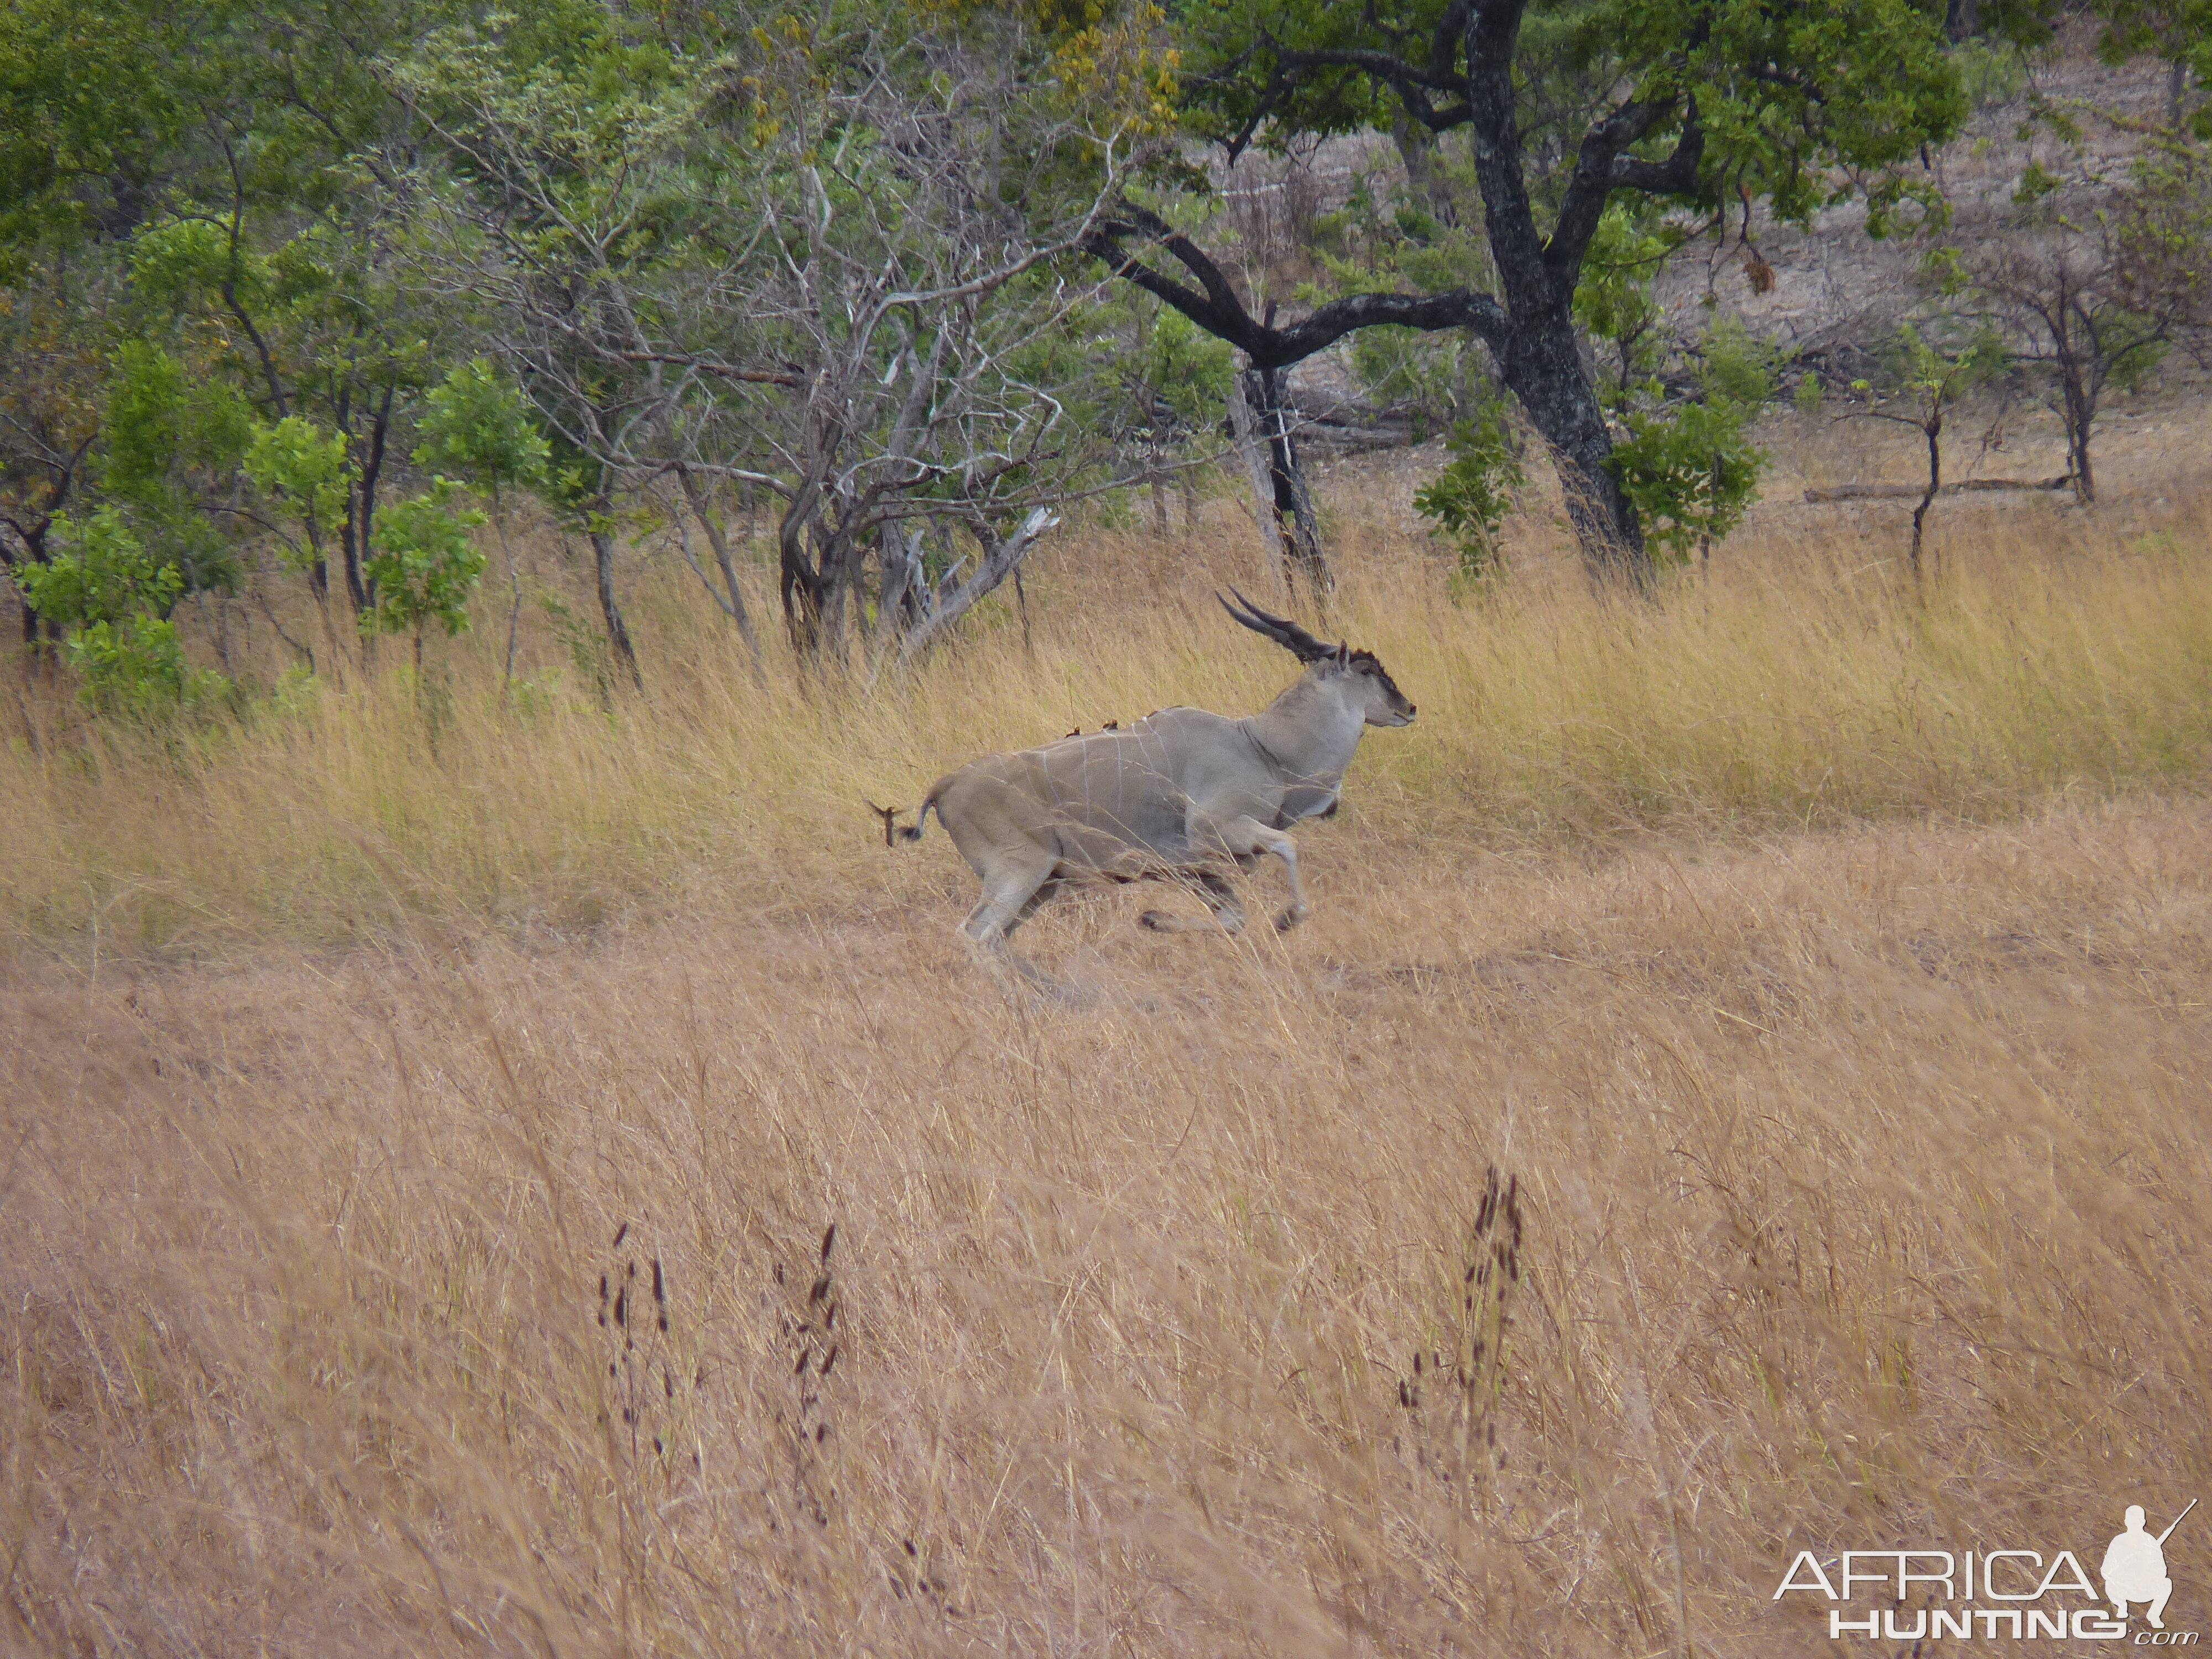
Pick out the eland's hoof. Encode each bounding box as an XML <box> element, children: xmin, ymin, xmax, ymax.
<box><xmin>1274</xmin><ymin>907</ymin><xmax>1308</xmax><ymax>933</ymax></box>
<box><xmin>1139</xmin><ymin>910</ymin><xmax>1170</xmax><ymax>930</ymax></box>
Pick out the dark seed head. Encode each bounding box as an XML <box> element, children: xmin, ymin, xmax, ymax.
<box><xmin>613</xmin><ymin>1222</ymin><xmax>629</xmax><ymax>1248</ymax></box>
<box><xmin>821</xmin><ymin>1223</ymin><xmax>836</xmax><ymax>1262</ymax></box>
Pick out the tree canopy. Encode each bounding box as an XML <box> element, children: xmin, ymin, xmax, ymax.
<box><xmin>1103</xmin><ymin>0</ymin><xmax>1968</xmax><ymax>581</ymax></box>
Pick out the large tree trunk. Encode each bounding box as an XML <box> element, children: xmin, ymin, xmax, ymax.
<box><xmin>777</xmin><ymin>498</ymin><xmax>868</xmax><ymax>665</ymax></box>
<box><xmin>1495</xmin><ymin>313</ymin><xmax>1650</xmax><ymax>588</ymax></box>
<box><xmin>1457</xmin><ymin>8</ymin><xmax>1655</xmax><ymax>589</ymax></box>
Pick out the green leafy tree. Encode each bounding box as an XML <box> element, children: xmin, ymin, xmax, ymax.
<box><xmin>1610</xmin><ymin>403</ymin><xmax>1766</xmax><ymax>565</ymax></box>
<box><xmin>1107</xmin><ymin>0</ymin><xmax>1967</xmax><ymax>587</ymax></box>
<box><xmin>14</xmin><ymin>505</ymin><xmax>225</xmax><ymax>712</ymax></box>
<box><xmin>245</xmin><ymin>415</ymin><xmax>353</xmax><ymax>565</ymax></box>
<box><xmin>1573</xmin><ymin>207</ymin><xmax>1682</xmax><ymax>405</ymax></box>
<box><xmin>1318</xmin><ymin>213</ymin><xmax>1501</xmax><ymax>440</ymax></box>
<box><xmin>0</xmin><ymin>269</ymin><xmax>108</xmax><ymax>647</ymax></box>
<box><xmin>361</xmin><ymin>479</ymin><xmax>486</xmax><ymax>671</ymax></box>
<box><xmin>397</xmin><ymin>0</ymin><xmax>1152</xmax><ymax>671</ymax></box>
<box><xmin>415</xmin><ymin>358</ymin><xmax>549</xmax><ymax>688</ymax></box>
<box><xmin>97</xmin><ymin>341</ymin><xmax>254</xmax><ymax>592</ymax></box>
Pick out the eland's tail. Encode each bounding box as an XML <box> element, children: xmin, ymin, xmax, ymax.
<box><xmin>869</xmin><ymin>795</ymin><xmax>938</xmax><ymax>847</ymax></box>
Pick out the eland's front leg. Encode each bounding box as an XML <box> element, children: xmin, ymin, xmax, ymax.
<box><xmin>1215</xmin><ymin>816</ymin><xmax>1308</xmax><ymax>931</ymax></box>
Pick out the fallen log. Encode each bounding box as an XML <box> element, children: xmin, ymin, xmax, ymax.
<box><xmin>1297</xmin><ymin>422</ymin><xmax>1423</xmax><ymax>454</ymax></box>
<box><xmin>1803</xmin><ymin>474</ymin><xmax>2074</xmax><ymax>503</ymax></box>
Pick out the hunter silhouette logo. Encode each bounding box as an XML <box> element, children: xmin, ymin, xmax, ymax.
<box><xmin>1774</xmin><ymin>1496</ymin><xmax>2199</xmax><ymax>1642</ymax></box>
<box><xmin>2106</xmin><ymin>1501</ymin><xmax>2194</xmax><ymax>1630</ymax></box>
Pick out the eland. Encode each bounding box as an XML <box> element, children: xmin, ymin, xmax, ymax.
<box><xmin>879</xmin><ymin>591</ymin><xmax>1416</xmax><ymax>983</ymax></box>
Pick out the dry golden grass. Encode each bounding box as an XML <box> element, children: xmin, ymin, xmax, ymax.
<box><xmin>7</xmin><ymin>799</ymin><xmax>2210</xmax><ymax>1656</ymax></box>
<box><xmin>4</xmin><ymin>452</ymin><xmax>2211</xmax><ymax>1656</ymax></box>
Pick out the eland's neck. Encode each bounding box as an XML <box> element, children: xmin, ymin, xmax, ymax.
<box><xmin>1246</xmin><ymin>674</ymin><xmax>1366</xmax><ymax>785</ymax></box>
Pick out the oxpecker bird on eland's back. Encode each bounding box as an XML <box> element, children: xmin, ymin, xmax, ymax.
<box><xmin>878</xmin><ymin>591</ymin><xmax>1416</xmax><ymax>989</ymax></box>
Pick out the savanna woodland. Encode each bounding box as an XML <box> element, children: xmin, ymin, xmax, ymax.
<box><xmin>7</xmin><ymin>0</ymin><xmax>2212</xmax><ymax>1651</ymax></box>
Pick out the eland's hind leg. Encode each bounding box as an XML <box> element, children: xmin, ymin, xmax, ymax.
<box><xmin>960</xmin><ymin>848</ymin><xmax>1056</xmax><ymax>946</ymax></box>
<box><xmin>959</xmin><ymin>851</ymin><xmax>1073</xmax><ymax>995</ymax></box>
<box><xmin>1008</xmin><ymin>877</ymin><xmax>1065</xmax><ymax>936</ymax></box>
<box><xmin>1138</xmin><ymin>872</ymin><xmax>1246</xmax><ymax>935</ymax></box>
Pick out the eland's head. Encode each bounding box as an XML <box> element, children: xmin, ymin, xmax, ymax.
<box><xmin>1218</xmin><ymin>588</ymin><xmax>1417</xmax><ymax>728</ymax></box>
